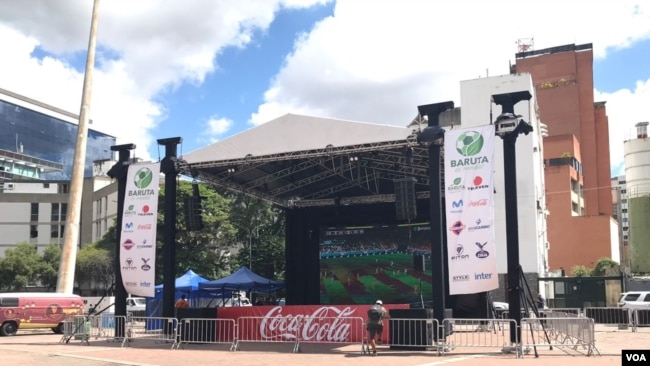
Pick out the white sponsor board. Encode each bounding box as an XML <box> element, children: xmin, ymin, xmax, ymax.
<box><xmin>444</xmin><ymin>125</ymin><xmax>498</xmax><ymax>295</ymax></box>
<box><xmin>119</xmin><ymin>162</ymin><xmax>160</xmax><ymax>297</ymax></box>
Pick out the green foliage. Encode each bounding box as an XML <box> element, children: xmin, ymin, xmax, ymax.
<box><xmin>153</xmin><ymin>181</ymin><xmax>239</xmax><ymax>282</ymax></box>
<box><xmin>0</xmin><ymin>242</ymin><xmax>43</xmax><ymax>290</ymax></box>
<box><xmin>229</xmin><ymin>194</ymin><xmax>286</xmax><ymax>280</ymax></box>
<box><xmin>39</xmin><ymin>244</ymin><xmax>62</xmax><ymax>290</ymax></box>
<box><xmin>76</xmin><ymin>243</ymin><xmax>113</xmax><ymax>290</ymax></box>
<box><xmin>590</xmin><ymin>257</ymin><xmax>619</xmax><ymax>276</ymax></box>
<box><xmin>571</xmin><ymin>265</ymin><xmax>591</xmax><ymax>277</ymax></box>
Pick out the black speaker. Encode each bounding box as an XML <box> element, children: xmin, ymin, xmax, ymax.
<box><xmin>394</xmin><ymin>177</ymin><xmax>417</xmax><ymax>221</ymax></box>
<box><xmin>412</xmin><ymin>254</ymin><xmax>425</xmax><ymax>272</ymax></box>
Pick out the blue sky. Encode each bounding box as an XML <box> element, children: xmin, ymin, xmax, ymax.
<box><xmin>0</xmin><ymin>0</ymin><xmax>648</xmax><ymax>177</ymax></box>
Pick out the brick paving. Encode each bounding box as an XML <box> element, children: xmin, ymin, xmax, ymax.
<box><xmin>0</xmin><ymin>325</ymin><xmax>648</xmax><ymax>366</ymax></box>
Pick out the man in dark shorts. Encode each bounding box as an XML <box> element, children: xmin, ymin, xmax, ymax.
<box><xmin>366</xmin><ymin>299</ymin><xmax>390</xmax><ymax>355</ymax></box>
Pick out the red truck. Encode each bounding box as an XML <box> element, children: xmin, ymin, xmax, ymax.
<box><xmin>0</xmin><ymin>292</ymin><xmax>84</xmax><ymax>336</ymax></box>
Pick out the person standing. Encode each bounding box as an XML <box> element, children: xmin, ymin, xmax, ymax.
<box><xmin>366</xmin><ymin>299</ymin><xmax>389</xmax><ymax>356</ymax></box>
<box><xmin>536</xmin><ymin>293</ymin><xmax>546</xmax><ymax>310</ymax></box>
<box><xmin>175</xmin><ymin>294</ymin><xmax>189</xmax><ymax>310</ymax></box>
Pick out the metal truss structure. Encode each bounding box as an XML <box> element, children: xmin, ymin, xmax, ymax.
<box><xmin>179</xmin><ymin>132</ymin><xmax>444</xmax><ymax>208</ymax></box>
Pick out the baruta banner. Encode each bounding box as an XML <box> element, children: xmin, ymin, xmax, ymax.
<box><xmin>444</xmin><ymin>125</ymin><xmax>498</xmax><ymax>295</ymax></box>
<box><xmin>119</xmin><ymin>162</ymin><xmax>160</xmax><ymax>297</ymax></box>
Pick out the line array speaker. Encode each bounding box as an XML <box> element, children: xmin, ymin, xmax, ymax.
<box><xmin>394</xmin><ymin>177</ymin><xmax>417</xmax><ymax>221</ymax></box>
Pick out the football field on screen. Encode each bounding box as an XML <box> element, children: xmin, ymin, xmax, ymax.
<box><xmin>320</xmin><ymin>253</ymin><xmax>434</xmax><ymax>305</ymax></box>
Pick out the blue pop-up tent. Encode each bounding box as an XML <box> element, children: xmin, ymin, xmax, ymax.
<box><xmin>198</xmin><ymin>266</ymin><xmax>284</xmax><ymax>294</ymax></box>
<box><xmin>146</xmin><ymin>269</ymin><xmax>212</xmax><ymax>316</ymax></box>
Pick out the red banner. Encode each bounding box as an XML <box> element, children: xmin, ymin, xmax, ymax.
<box><xmin>217</xmin><ymin>304</ymin><xmax>409</xmax><ymax>343</ymax></box>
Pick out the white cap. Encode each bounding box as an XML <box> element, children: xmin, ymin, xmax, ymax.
<box><xmin>375</xmin><ymin>300</ymin><xmax>382</xmax><ymax>305</ymax></box>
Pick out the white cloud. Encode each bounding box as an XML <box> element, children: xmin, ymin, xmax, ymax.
<box><xmin>1</xmin><ymin>0</ymin><xmax>648</xmax><ymax>174</ymax></box>
<box><xmin>250</xmin><ymin>0</ymin><xmax>650</xmax><ymax>174</ymax></box>
<box><xmin>596</xmin><ymin>78</ymin><xmax>650</xmax><ymax>176</ymax></box>
<box><xmin>207</xmin><ymin>116</ymin><xmax>234</xmax><ymax>137</ymax></box>
<box><xmin>0</xmin><ymin>0</ymin><xmax>328</xmax><ymax>160</ymax></box>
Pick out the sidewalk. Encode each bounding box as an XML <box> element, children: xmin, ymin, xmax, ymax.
<box><xmin>1</xmin><ymin>326</ymin><xmax>648</xmax><ymax>366</ymax></box>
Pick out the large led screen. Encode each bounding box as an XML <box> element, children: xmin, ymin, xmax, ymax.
<box><xmin>319</xmin><ymin>223</ymin><xmax>434</xmax><ymax>305</ymax></box>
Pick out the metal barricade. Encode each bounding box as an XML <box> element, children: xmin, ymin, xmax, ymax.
<box><xmin>59</xmin><ymin>315</ymin><xmax>90</xmax><ymax>345</ymax></box>
<box><xmin>294</xmin><ymin>316</ymin><xmax>365</xmax><ymax>354</ymax></box>
<box><xmin>542</xmin><ymin>308</ymin><xmax>582</xmax><ymax>317</ymax></box>
<box><xmin>441</xmin><ymin>318</ymin><xmax>519</xmax><ymax>357</ymax></box>
<box><xmin>87</xmin><ymin>314</ymin><xmax>127</xmax><ymax>342</ymax></box>
<box><xmin>386</xmin><ymin>318</ymin><xmax>440</xmax><ymax>354</ymax></box>
<box><xmin>632</xmin><ymin>309</ymin><xmax>650</xmax><ymax>332</ymax></box>
<box><xmin>584</xmin><ymin>307</ymin><xmax>631</xmax><ymax>329</ymax></box>
<box><xmin>521</xmin><ymin>316</ymin><xmax>599</xmax><ymax>356</ymax></box>
<box><xmin>124</xmin><ymin>316</ymin><xmax>178</xmax><ymax>348</ymax></box>
<box><xmin>175</xmin><ymin>318</ymin><xmax>237</xmax><ymax>351</ymax></box>
<box><xmin>237</xmin><ymin>316</ymin><xmax>301</xmax><ymax>352</ymax></box>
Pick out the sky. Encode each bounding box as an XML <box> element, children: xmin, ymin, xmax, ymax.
<box><xmin>0</xmin><ymin>0</ymin><xmax>648</xmax><ymax>177</ymax></box>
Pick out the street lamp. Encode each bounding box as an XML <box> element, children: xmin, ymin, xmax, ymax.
<box><xmin>492</xmin><ymin>91</ymin><xmax>532</xmax><ymax>348</ymax></box>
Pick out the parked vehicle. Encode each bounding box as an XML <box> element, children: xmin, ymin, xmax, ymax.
<box><xmin>618</xmin><ymin>291</ymin><xmax>650</xmax><ymax>309</ymax></box>
<box><xmin>83</xmin><ymin>295</ymin><xmax>147</xmax><ymax>316</ymax></box>
<box><xmin>0</xmin><ymin>292</ymin><xmax>84</xmax><ymax>336</ymax></box>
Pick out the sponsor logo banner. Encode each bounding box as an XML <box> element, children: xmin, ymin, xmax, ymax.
<box><xmin>119</xmin><ymin>162</ymin><xmax>160</xmax><ymax>297</ymax></box>
<box><xmin>444</xmin><ymin>125</ymin><xmax>498</xmax><ymax>295</ymax></box>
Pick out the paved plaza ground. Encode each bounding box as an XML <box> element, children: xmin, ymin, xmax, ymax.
<box><xmin>1</xmin><ymin>325</ymin><xmax>648</xmax><ymax>366</ymax></box>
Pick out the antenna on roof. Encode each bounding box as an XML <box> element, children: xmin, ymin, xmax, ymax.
<box><xmin>517</xmin><ymin>38</ymin><xmax>534</xmax><ymax>53</ymax></box>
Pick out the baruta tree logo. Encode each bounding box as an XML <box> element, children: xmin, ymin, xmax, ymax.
<box><xmin>134</xmin><ymin>167</ymin><xmax>153</xmax><ymax>188</ymax></box>
<box><xmin>456</xmin><ymin>131</ymin><xmax>484</xmax><ymax>156</ymax></box>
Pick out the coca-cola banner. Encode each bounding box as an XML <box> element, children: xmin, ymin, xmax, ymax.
<box><xmin>218</xmin><ymin>304</ymin><xmax>408</xmax><ymax>343</ymax></box>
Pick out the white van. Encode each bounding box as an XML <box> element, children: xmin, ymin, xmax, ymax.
<box><xmin>84</xmin><ymin>296</ymin><xmax>147</xmax><ymax>316</ymax></box>
<box><xmin>618</xmin><ymin>291</ymin><xmax>650</xmax><ymax>309</ymax></box>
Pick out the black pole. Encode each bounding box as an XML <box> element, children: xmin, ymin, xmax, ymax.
<box><xmin>107</xmin><ymin>143</ymin><xmax>135</xmax><ymax>338</ymax></box>
<box><xmin>158</xmin><ymin>137</ymin><xmax>183</xmax><ymax>319</ymax></box>
<box><xmin>417</xmin><ymin>101</ymin><xmax>454</xmax><ymax>336</ymax></box>
<box><xmin>492</xmin><ymin>91</ymin><xmax>531</xmax><ymax>345</ymax></box>
<box><xmin>502</xmin><ymin>132</ymin><xmax>521</xmax><ymax>344</ymax></box>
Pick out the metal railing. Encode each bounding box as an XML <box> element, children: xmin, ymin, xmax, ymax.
<box><xmin>175</xmin><ymin>318</ymin><xmax>237</xmax><ymax>350</ymax></box>
<box><xmin>520</xmin><ymin>316</ymin><xmax>599</xmax><ymax>356</ymax></box>
<box><xmin>58</xmin><ymin>313</ymin><xmax>604</xmax><ymax>358</ymax></box>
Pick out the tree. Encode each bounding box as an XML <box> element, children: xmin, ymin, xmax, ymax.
<box><xmin>571</xmin><ymin>265</ymin><xmax>591</xmax><ymax>277</ymax></box>
<box><xmin>591</xmin><ymin>257</ymin><xmax>619</xmax><ymax>276</ymax></box>
<box><xmin>38</xmin><ymin>244</ymin><xmax>61</xmax><ymax>290</ymax></box>
<box><xmin>76</xmin><ymin>243</ymin><xmax>113</xmax><ymax>292</ymax></box>
<box><xmin>229</xmin><ymin>194</ymin><xmax>286</xmax><ymax>280</ymax></box>
<box><xmin>153</xmin><ymin>180</ymin><xmax>238</xmax><ymax>283</ymax></box>
<box><xmin>0</xmin><ymin>242</ymin><xmax>43</xmax><ymax>290</ymax></box>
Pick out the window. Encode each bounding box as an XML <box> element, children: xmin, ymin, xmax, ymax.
<box><xmin>623</xmin><ymin>226</ymin><xmax>629</xmax><ymax>231</ymax></box>
<box><xmin>621</xmin><ymin>189</ymin><xmax>627</xmax><ymax>194</ymax></box>
<box><xmin>51</xmin><ymin>203</ymin><xmax>60</xmax><ymax>222</ymax></box>
<box><xmin>61</xmin><ymin>203</ymin><xmax>67</xmax><ymax>221</ymax></box>
<box><xmin>0</xmin><ymin>297</ymin><xmax>19</xmax><ymax>307</ymax></box>
<box><xmin>30</xmin><ymin>203</ymin><xmax>39</xmax><ymax>221</ymax></box>
<box><xmin>623</xmin><ymin>235</ymin><xmax>628</xmax><ymax>240</ymax></box>
<box><xmin>59</xmin><ymin>183</ymin><xmax>69</xmax><ymax>194</ymax></box>
<box><xmin>625</xmin><ymin>293</ymin><xmax>641</xmax><ymax>301</ymax></box>
<box><xmin>30</xmin><ymin>225</ymin><xmax>38</xmax><ymax>238</ymax></box>
<box><xmin>622</xmin><ymin>199</ymin><xmax>628</xmax><ymax>204</ymax></box>
<box><xmin>51</xmin><ymin>224</ymin><xmax>59</xmax><ymax>238</ymax></box>
<box><xmin>43</xmin><ymin>183</ymin><xmax>50</xmax><ymax>189</ymax></box>
<box><xmin>622</xmin><ymin>209</ymin><xmax>628</xmax><ymax>213</ymax></box>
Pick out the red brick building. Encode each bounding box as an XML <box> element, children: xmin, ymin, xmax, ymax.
<box><xmin>514</xmin><ymin>44</ymin><xmax>617</xmax><ymax>274</ymax></box>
